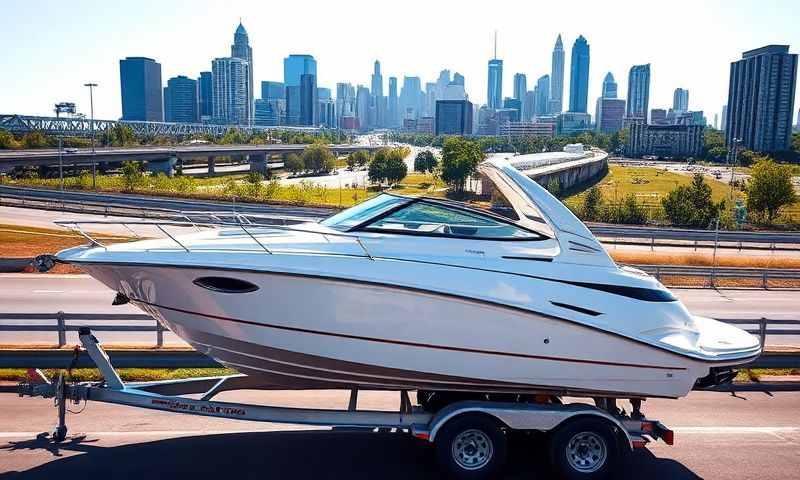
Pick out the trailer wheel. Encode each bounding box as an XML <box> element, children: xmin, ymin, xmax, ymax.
<box><xmin>548</xmin><ymin>417</ymin><xmax>619</xmax><ymax>480</ymax></box>
<box><xmin>435</xmin><ymin>414</ymin><xmax>507</xmax><ymax>479</ymax></box>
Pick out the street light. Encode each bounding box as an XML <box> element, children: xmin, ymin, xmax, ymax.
<box><xmin>54</xmin><ymin>102</ymin><xmax>76</xmax><ymax>203</ymax></box>
<box><xmin>729</xmin><ymin>137</ymin><xmax>741</xmax><ymax>204</ymax></box>
<box><xmin>84</xmin><ymin>83</ymin><xmax>98</xmax><ymax>190</ymax></box>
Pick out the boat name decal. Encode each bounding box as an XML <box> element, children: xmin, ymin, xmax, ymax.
<box><xmin>151</xmin><ymin>398</ymin><xmax>246</xmax><ymax>416</ymax></box>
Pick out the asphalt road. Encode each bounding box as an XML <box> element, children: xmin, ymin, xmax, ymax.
<box><xmin>0</xmin><ymin>274</ymin><xmax>797</xmax><ymax>347</ymax></box>
<box><xmin>1</xmin><ymin>390</ymin><xmax>798</xmax><ymax>479</ymax></box>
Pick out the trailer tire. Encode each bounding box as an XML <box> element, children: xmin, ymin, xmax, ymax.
<box><xmin>435</xmin><ymin>414</ymin><xmax>507</xmax><ymax>480</ymax></box>
<box><xmin>548</xmin><ymin>417</ymin><xmax>619</xmax><ymax>480</ymax></box>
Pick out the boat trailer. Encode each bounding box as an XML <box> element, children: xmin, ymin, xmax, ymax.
<box><xmin>18</xmin><ymin>327</ymin><xmax>674</xmax><ymax>479</ymax></box>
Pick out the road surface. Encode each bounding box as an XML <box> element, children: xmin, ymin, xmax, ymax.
<box><xmin>1</xmin><ymin>390</ymin><xmax>798</xmax><ymax>479</ymax></box>
<box><xmin>0</xmin><ymin>274</ymin><xmax>797</xmax><ymax>347</ymax></box>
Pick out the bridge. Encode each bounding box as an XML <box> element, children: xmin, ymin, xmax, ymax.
<box><xmin>0</xmin><ymin>113</ymin><xmax>322</xmax><ymax>138</ymax></box>
<box><xmin>0</xmin><ymin>144</ymin><xmax>381</xmax><ymax>176</ymax></box>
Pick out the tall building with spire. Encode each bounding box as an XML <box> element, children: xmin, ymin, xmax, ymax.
<box><xmin>487</xmin><ymin>32</ymin><xmax>503</xmax><ymax>109</ymax></box>
<box><xmin>673</xmin><ymin>88</ymin><xmax>689</xmax><ymax>112</ymax></box>
<box><xmin>387</xmin><ymin>76</ymin><xmax>399</xmax><ymax>128</ymax></box>
<box><xmin>230</xmin><ymin>21</ymin><xmax>253</xmax><ymax>125</ymax></box>
<box><xmin>371</xmin><ymin>60</ymin><xmax>384</xmax><ymax>127</ymax></box>
<box><xmin>549</xmin><ymin>34</ymin><xmax>565</xmax><ymax>114</ymax></box>
<box><xmin>601</xmin><ymin>72</ymin><xmax>617</xmax><ymax>99</ymax></box>
<box><xmin>568</xmin><ymin>35</ymin><xmax>590</xmax><ymax>113</ymax></box>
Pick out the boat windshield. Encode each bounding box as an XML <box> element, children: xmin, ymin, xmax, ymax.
<box><xmin>320</xmin><ymin>194</ymin><xmax>410</xmax><ymax>231</ymax></box>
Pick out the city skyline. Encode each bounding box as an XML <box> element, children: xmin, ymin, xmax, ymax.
<box><xmin>1</xmin><ymin>0</ymin><xmax>799</xmax><ymax>124</ymax></box>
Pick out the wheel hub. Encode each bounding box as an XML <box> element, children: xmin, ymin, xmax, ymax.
<box><xmin>452</xmin><ymin>429</ymin><xmax>493</xmax><ymax>470</ymax></box>
<box><xmin>566</xmin><ymin>431</ymin><xmax>607</xmax><ymax>473</ymax></box>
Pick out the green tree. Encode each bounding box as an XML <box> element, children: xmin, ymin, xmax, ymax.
<box><xmin>302</xmin><ymin>143</ymin><xmax>335</xmax><ymax>173</ymax></box>
<box><xmin>413</xmin><ymin>150</ymin><xmax>438</xmax><ymax>173</ymax></box>
<box><xmin>546</xmin><ymin>178</ymin><xmax>561</xmax><ymax>197</ymax></box>
<box><xmin>746</xmin><ymin>157</ymin><xmax>797</xmax><ymax>224</ymax></box>
<box><xmin>120</xmin><ymin>161</ymin><xmax>145</xmax><ymax>192</ymax></box>
<box><xmin>346</xmin><ymin>150</ymin><xmax>370</xmax><ymax>170</ymax></box>
<box><xmin>440</xmin><ymin>137</ymin><xmax>484</xmax><ymax>194</ymax></box>
<box><xmin>21</xmin><ymin>131</ymin><xmax>49</xmax><ymax>149</ymax></box>
<box><xmin>368</xmin><ymin>148</ymin><xmax>408</xmax><ymax>186</ymax></box>
<box><xmin>101</xmin><ymin>124</ymin><xmax>136</xmax><ymax>147</ymax></box>
<box><xmin>661</xmin><ymin>173</ymin><xmax>726</xmax><ymax>227</ymax></box>
<box><xmin>284</xmin><ymin>153</ymin><xmax>304</xmax><ymax>174</ymax></box>
<box><xmin>582</xmin><ymin>186</ymin><xmax>603</xmax><ymax>221</ymax></box>
<box><xmin>0</xmin><ymin>129</ymin><xmax>21</xmax><ymax>149</ymax></box>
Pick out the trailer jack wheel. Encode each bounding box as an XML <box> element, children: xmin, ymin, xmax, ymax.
<box><xmin>52</xmin><ymin>425</ymin><xmax>68</xmax><ymax>442</ymax></box>
<box><xmin>435</xmin><ymin>414</ymin><xmax>507</xmax><ymax>479</ymax></box>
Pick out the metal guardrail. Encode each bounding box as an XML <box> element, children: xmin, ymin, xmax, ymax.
<box><xmin>633</xmin><ymin>265</ymin><xmax>800</xmax><ymax>289</ymax></box>
<box><xmin>591</xmin><ymin>223</ymin><xmax>800</xmax><ymax>246</ymax></box>
<box><xmin>0</xmin><ymin>313</ymin><xmax>797</xmax><ymax>368</ymax></box>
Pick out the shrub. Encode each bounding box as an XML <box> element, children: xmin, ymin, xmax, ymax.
<box><xmin>661</xmin><ymin>173</ymin><xmax>725</xmax><ymax>227</ymax></box>
<box><xmin>285</xmin><ymin>153</ymin><xmax>304</xmax><ymax>174</ymax></box>
<box><xmin>546</xmin><ymin>178</ymin><xmax>561</xmax><ymax>197</ymax></box>
<box><xmin>746</xmin><ymin>157</ymin><xmax>797</xmax><ymax>224</ymax></box>
<box><xmin>120</xmin><ymin>161</ymin><xmax>145</xmax><ymax>192</ymax></box>
<box><xmin>582</xmin><ymin>186</ymin><xmax>603</xmax><ymax>221</ymax></box>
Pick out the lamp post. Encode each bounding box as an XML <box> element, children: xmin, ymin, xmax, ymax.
<box><xmin>54</xmin><ymin>102</ymin><xmax>76</xmax><ymax>206</ymax></box>
<box><xmin>729</xmin><ymin>137</ymin><xmax>741</xmax><ymax>205</ymax></box>
<box><xmin>84</xmin><ymin>83</ymin><xmax>98</xmax><ymax>190</ymax></box>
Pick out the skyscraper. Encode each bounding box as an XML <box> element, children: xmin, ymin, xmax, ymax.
<box><xmin>371</xmin><ymin>61</ymin><xmax>384</xmax><ymax>127</ymax></box>
<box><xmin>261</xmin><ymin>81</ymin><xmax>284</xmax><ymax>101</ymax></box>
<box><xmin>336</xmin><ymin>82</ymin><xmax>356</xmax><ymax>128</ymax></box>
<box><xmin>452</xmin><ymin>72</ymin><xmax>465</xmax><ymax>87</ymax></box>
<box><xmin>601</xmin><ymin>72</ymin><xmax>617</xmax><ymax>99</ymax></box>
<box><xmin>549</xmin><ymin>34</ymin><xmax>565</xmax><ymax>114</ymax></box>
<box><xmin>387</xmin><ymin>77</ymin><xmax>399</xmax><ymax>128</ymax></box>
<box><xmin>163</xmin><ymin>75</ymin><xmax>198</xmax><ymax>123</ymax></box>
<box><xmin>230</xmin><ymin>22</ymin><xmax>253</xmax><ymax>125</ymax></box>
<box><xmin>568</xmin><ymin>35</ymin><xmax>590</xmax><ymax>114</ymax></box>
<box><xmin>299</xmin><ymin>73</ymin><xmax>317</xmax><ymax>126</ymax></box>
<box><xmin>400</xmin><ymin>76</ymin><xmax>422</xmax><ymax>120</ymax></box>
<box><xmin>726</xmin><ymin>45</ymin><xmax>798</xmax><ymax>151</ymax></box>
<box><xmin>626</xmin><ymin>64</ymin><xmax>651</xmax><ymax>119</ymax></box>
<box><xmin>595</xmin><ymin>98</ymin><xmax>626</xmax><ymax>133</ymax></box>
<box><xmin>283</xmin><ymin>54</ymin><xmax>317</xmax><ymax>125</ymax></box>
<box><xmin>371</xmin><ymin>61</ymin><xmax>383</xmax><ymax>98</ymax></box>
<box><xmin>721</xmin><ymin>105</ymin><xmax>728</xmax><ymax>131</ymax></box>
<box><xmin>119</xmin><ymin>56</ymin><xmax>163</xmax><ymax>121</ymax></box>
<box><xmin>673</xmin><ymin>88</ymin><xmax>689</xmax><ymax>112</ymax></box>
<box><xmin>513</xmin><ymin>73</ymin><xmax>527</xmax><ymax>101</ymax></box>
<box><xmin>198</xmin><ymin>71</ymin><xmax>213</xmax><ymax>121</ymax></box>
<box><xmin>487</xmin><ymin>32</ymin><xmax>503</xmax><ymax>109</ymax></box>
<box><xmin>356</xmin><ymin>85</ymin><xmax>370</xmax><ymax>131</ymax></box>
<box><xmin>211</xmin><ymin>57</ymin><xmax>250</xmax><ymax>125</ymax></box>
<box><xmin>435</xmin><ymin>100</ymin><xmax>473</xmax><ymax>135</ymax></box>
<box><xmin>534</xmin><ymin>75</ymin><xmax>550</xmax><ymax>117</ymax></box>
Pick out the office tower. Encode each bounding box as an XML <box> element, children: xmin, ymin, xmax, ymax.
<box><xmin>435</xmin><ymin>69</ymin><xmax>451</xmax><ymax>100</ymax></box>
<box><xmin>356</xmin><ymin>85</ymin><xmax>370</xmax><ymax>130</ymax></box>
<box><xmin>400</xmin><ymin>76</ymin><xmax>422</xmax><ymax>119</ymax></box>
<box><xmin>533</xmin><ymin>75</ymin><xmax>550</xmax><ymax>117</ymax></box>
<box><xmin>549</xmin><ymin>34</ymin><xmax>565</xmax><ymax>114</ymax></box>
<box><xmin>442</xmin><ymin>83</ymin><xmax>467</xmax><ymax>101</ymax></box>
<box><xmin>387</xmin><ymin>77</ymin><xmax>399</xmax><ymax>128</ymax></box>
<box><xmin>283</xmin><ymin>54</ymin><xmax>316</xmax><ymax>125</ymax></box>
<box><xmin>487</xmin><ymin>32</ymin><xmax>503</xmax><ymax>109</ymax></box>
<box><xmin>673</xmin><ymin>88</ymin><xmax>689</xmax><ymax>112</ymax></box>
<box><xmin>261</xmin><ymin>81</ymin><xmax>284</xmax><ymax>101</ymax></box>
<box><xmin>299</xmin><ymin>73</ymin><xmax>317</xmax><ymax>126</ymax></box>
<box><xmin>452</xmin><ymin>72</ymin><xmax>465</xmax><ymax>87</ymax></box>
<box><xmin>371</xmin><ymin>61</ymin><xmax>385</xmax><ymax>127</ymax></box>
<box><xmin>119</xmin><ymin>56</ymin><xmax>163</xmax><ymax>121</ymax></box>
<box><xmin>230</xmin><ymin>22</ymin><xmax>253</xmax><ymax>124</ymax></box>
<box><xmin>163</xmin><ymin>75</ymin><xmax>198</xmax><ymax>123</ymax></box>
<box><xmin>713</xmin><ymin>113</ymin><xmax>718</xmax><ymax>130</ymax></box>
<box><xmin>523</xmin><ymin>91</ymin><xmax>536</xmax><ymax>122</ymax></box>
<box><xmin>513</xmin><ymin>73</ymin><xmax>527</xmax><ymax>101</ymax></box>
<box><xmin>568</xmin><ymin>35</ymin><xmax>590</xmax><ymax>113</ymax></box>
<box><xmin>626</xmin><ymin>64</ymin><xmax>651</xmax><ymax>118</ymax></box>
<box><xmin>435</xmin><ymin>100</ymin><xmax>473</xmax><ymax>135</ymax></box>
<box><xmin>726</xmin><ymin>45</ymin><xmax>798</xmax><ymax>151</ymax></box>
<box><xmin>371</xmin><ymin>61</ymin><xmax>383</xmax><ymax>98</ymax></box>
<box><xmin>601</xmin><ymin>72</ymin><xmax>617</xmax><ymax>99</ymax></box>
<box><xmin>721</xmin><ymin>105</ymin><xmax>728</xmax><ymax>131</ymax></box>
<box><xmin>650</xmin><ymin>108</ymin><xmax>667</xmax><ymax>125</ymax></box>
<box><xmin>595</xmin><ymin>98</ymin><xmax>626</xmax><ymax>133</ymax></box>
<box><xmin>198</xmin><ymin>71</ymin><xmax>213</xmax><ymax>121</ymax></box>
<box><xmin>211</xmin><ymin>57</ymin><xmax>250</xmax><ymax>125</ymax></box>
<box><xmin>336</xmin><ymin>82</ymin><xmax>356</xmax><ymax>127</ymax></box>
<box><xmin>503</xmin><ymin>97</ymin><xmax>522</xmax><ymax>118</ymax></box>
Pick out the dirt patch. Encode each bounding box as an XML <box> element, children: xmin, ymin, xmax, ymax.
<box><xmin>610</xmin><ymin>250</ymin><xmax>800</xmax><ymax>269</ymax></box>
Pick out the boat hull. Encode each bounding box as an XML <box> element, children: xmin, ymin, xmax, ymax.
<box><xmin>78</xmin><ymin>263</ymin><xmax>734</xmax><ymax>399</ymax></box>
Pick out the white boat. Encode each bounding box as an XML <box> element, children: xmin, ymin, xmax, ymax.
<box><xmin>55</xmin><ymin>157</ymin><xmax>760</xmax><ymax>400</ymax></box>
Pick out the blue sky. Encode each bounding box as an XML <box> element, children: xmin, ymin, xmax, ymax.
<box><xmin>1</xmin><ymin>0</ymin><xmax>798</xmax><ymax>123</ymax></box>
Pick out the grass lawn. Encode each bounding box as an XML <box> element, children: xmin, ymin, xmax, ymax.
<box><xmin>563</xmin><ymin>165</ymin><xmax>743</xmax><ymax>211</ymax></box>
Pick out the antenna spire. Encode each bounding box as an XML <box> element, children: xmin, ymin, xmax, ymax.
<box><xmin>493</xmin><ymin>30</ymin><xmax>497</xmax><ymax>58</ymax></box>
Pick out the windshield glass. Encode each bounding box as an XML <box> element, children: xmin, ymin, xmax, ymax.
<box><xmin>320</xmin><ymin>194</ymin><xmax>409</xmax><ymax>231</ymax></box>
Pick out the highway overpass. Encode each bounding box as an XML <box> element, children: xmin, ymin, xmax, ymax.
<box><xmin>0</xmin><ymin>144</ymin><xmax>382</xmax><ymax>176</ymax></box>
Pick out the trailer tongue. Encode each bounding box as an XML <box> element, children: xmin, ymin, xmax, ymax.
<box><xmin>18</xmin><ymin>327</ymin><xmax>675</xmax><ymax>480</ymax></box>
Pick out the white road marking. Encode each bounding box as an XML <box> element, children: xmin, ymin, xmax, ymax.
<box><xmin>33</xmin><ymin>290</ymin><xmax>64</xmax><ymax>294</ymax></box>
<box><xmin>0</xmin><ymin>426</ymin><xmax>798</xmax><ymax>439</ymax></box>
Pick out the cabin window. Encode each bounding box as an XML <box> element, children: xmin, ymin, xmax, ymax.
<box><xmin>362</xmin><ymin>201</ymin><xmax>541</xmax><ymax>240</ymax></box>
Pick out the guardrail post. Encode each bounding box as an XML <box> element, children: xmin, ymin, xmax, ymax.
<box><xmin>56</xmin><ymin>311</ymin><xmax>66</xmax><ymax>347</ymax></box>
<box><xmin>655</xmin><ymin>266</ymin><xmax>661</xmax><ymax>281</ymax></box>
<box><xmin>156</xmin><ymin>321</ymin><xmax>164</xmax><ymax>348</ymax></box>
<box><xmin>759</xmin><ymin>318</ymin><xmax>767</xmax><ymax>349</ymax></box>
<box><xmin>762</xmin><ymin>271</ymin><xmax>768</xmax><ymax>290</ymax></box>
<box><xmin>650</xmin><ymin>236</ymin><xmax>655</xmax><ymax>251</ymax></box>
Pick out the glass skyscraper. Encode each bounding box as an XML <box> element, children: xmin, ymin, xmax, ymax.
<box><xmin>198</xmin><ymin>71</ymin><xmax>213</xmax><ymax>120</ymax></box>
<box><xmin>549</xmin><ymin>35</ymin><xmax>565</xmax><ymax>114</ymax></box>
<box><xmin>119</xmin><ymin>56</ymin><xmax>163</xmax><ymax>121</ymax></box>
<box><xmin>626</xmin><ymin>64</ymin><xmax>651</xmax><ymax>119</ymax></box>
<box><xmin>283</xmin><ymin>54</ymin><xmax>317</xmax><ymax>125</ymax></box>
<box><xmin>601</xmin><ymin>72</ymin><xmax>617</xmax><ymax>99</ymax></box>
<box><xmin>163</xmin><ymin>75</ymin><xmax>198</xmax><ymax>123</ymax></box>
<box><xmin>230</xmin><ymin>22</ymin><xmax>253</xmax><ymax>125</ymax></box>
<box><xmin>568</xmin><ymin>36</ymin><xmax>590</xmax><ymax>113</ymax></box>
<box><xmin>487</xmin><ymin>59</ymin><xmax>503</xmax><ymax>110</ymax></box>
